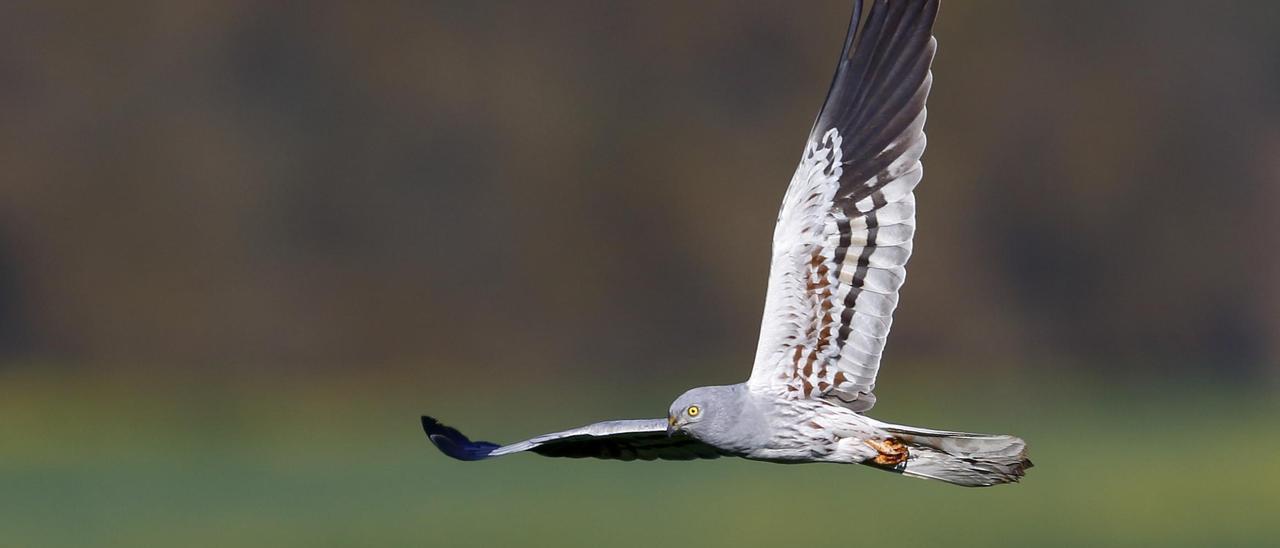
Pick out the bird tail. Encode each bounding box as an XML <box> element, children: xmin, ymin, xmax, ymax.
<box><xmin>867</xmin><ymin>419</ymin><xmax>1033</xmax><ymax>487</ymax></box>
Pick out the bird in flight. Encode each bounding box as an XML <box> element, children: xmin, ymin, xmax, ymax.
<box><xmin>422</xmin><ymin>0</ymin><xmax>1031</xmax><ymax>487</ymax></box>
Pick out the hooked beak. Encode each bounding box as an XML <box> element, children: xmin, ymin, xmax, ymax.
<box><xmin>666</xmin><ymin>414</ymin><xmax>678</xmax><ymax>437</ymax></box>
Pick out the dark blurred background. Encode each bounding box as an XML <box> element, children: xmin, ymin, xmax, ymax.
<box><xmin>2</xmin><ymin>1</ymin><xmax>1277</xmax><ymax>546</ymax></box>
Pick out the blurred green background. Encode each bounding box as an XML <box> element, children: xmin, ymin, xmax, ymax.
<box><xmin>1</xmin><ymin>1</ymin><xmax>1278</xmax><ymax>546</ymax></box>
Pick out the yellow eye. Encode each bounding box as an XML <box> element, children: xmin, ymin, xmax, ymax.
<box><xmin>687</xmin><ymin>405</ymin><xmax>700</xmax><ymax>417</ymax></box>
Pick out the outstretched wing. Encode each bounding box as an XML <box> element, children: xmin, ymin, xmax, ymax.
<box><xmin>745</xmin><ymin>0</ymin><xmax>938</xmax><ymax>411</ymax></box>
<box><xmin>422</xmin><ymin>416</ymin><xmax>726</xmax><ymax>461</ymax></box>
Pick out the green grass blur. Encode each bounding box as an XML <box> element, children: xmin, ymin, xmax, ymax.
<box><xmin>3</xmin><ymin>368</ymin><xmax>1277</xmax><ymax>547</ymax></box>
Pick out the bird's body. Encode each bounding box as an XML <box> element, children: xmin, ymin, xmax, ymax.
<box><xmin>741</xmin><ymin>396</ymin><xmax>887</xmax><ymax>466</ymax></box>
<box><xmin>666</xmin><ymin>384</ymin><xmax>879</xmax><ymax>465</ymax></box>
<box><xmin>422</xmin><ymin>0</ymin><xmax>1033</xmax><ymax>487</ymax></box>
<box><xmin>756</xmin><ymin>399</ymin><xmax>891</xmax><ymax>465</ymax></box>
<box><xmin>663</xmin><ymin>383</ymin><xmax>1029</xmax><ymax>485</ymax></box>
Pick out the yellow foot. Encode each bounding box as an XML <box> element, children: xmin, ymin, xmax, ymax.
<box><xmin>864</xmin><ymin>438</ymin><xmax>909</xmax><ymax>466</ymax></box>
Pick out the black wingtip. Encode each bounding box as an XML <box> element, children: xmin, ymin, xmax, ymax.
<box><xmin>810</xmin><ymin>0</ymin><xmax>940</xmax><ymax>143</ymax></box>
<box><xmin>421</xmin><ymin>416</ymin><xmax>501</xmax><ymax>461</ymax></box>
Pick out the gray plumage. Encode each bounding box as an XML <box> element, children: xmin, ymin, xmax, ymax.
<box><xmin>666</xmin><ymin>384</ymin><xmax>1029</xmax><ymax>486</ymax></box>
<box><xmin>422</xmin><ymin>0</ymin><xmax>1032</xmax><ymax>488</ymax></box>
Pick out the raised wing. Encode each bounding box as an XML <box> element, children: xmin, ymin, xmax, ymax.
<box><xmin>422</xmin><ymin>416</ymin><xmax>726</xmax><ymax>461</ymax></box>
<box><xmin>746</xmin><ymin>0</ymin><xmax>938</xmax><ymax>411</ymax></box>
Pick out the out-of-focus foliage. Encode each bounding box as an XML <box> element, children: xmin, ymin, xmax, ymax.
<box><xmin>0</xmin><ymin>1</ymin><xmax>1277</xmax><ymax>378</ymax></box>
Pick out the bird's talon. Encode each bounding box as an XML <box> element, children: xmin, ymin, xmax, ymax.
<box><xmin>865</xmin><ymin>437</ymin><xmax>909</xmax><ymax>466</ymax></box>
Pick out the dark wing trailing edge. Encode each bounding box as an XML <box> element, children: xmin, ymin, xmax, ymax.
<box><xmin>422</xmin><ymin>416</ymin><xmax>726</xmax><ymax>462</ymax></box>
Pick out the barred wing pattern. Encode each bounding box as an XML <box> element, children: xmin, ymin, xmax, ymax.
<box><xmin>746</xmin><ymin>0</ymin><xmax>938</xmax><ymax>411</ymax></box>
<box><xmin>422</xmin><ymin>417</ymin><xmax>726</xmax><ymax>461</ymax></box>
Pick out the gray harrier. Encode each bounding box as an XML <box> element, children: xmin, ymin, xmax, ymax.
<box><xmin>422</xmin><ymin>0</ymin><xmax>1032</xmax><ymax>487</ymax></box>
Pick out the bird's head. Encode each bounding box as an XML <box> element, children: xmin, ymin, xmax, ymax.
<box><xmin>667</xmin><ymin>385</ymin><xmax>735</xmax><ymax>438</ymax></box>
